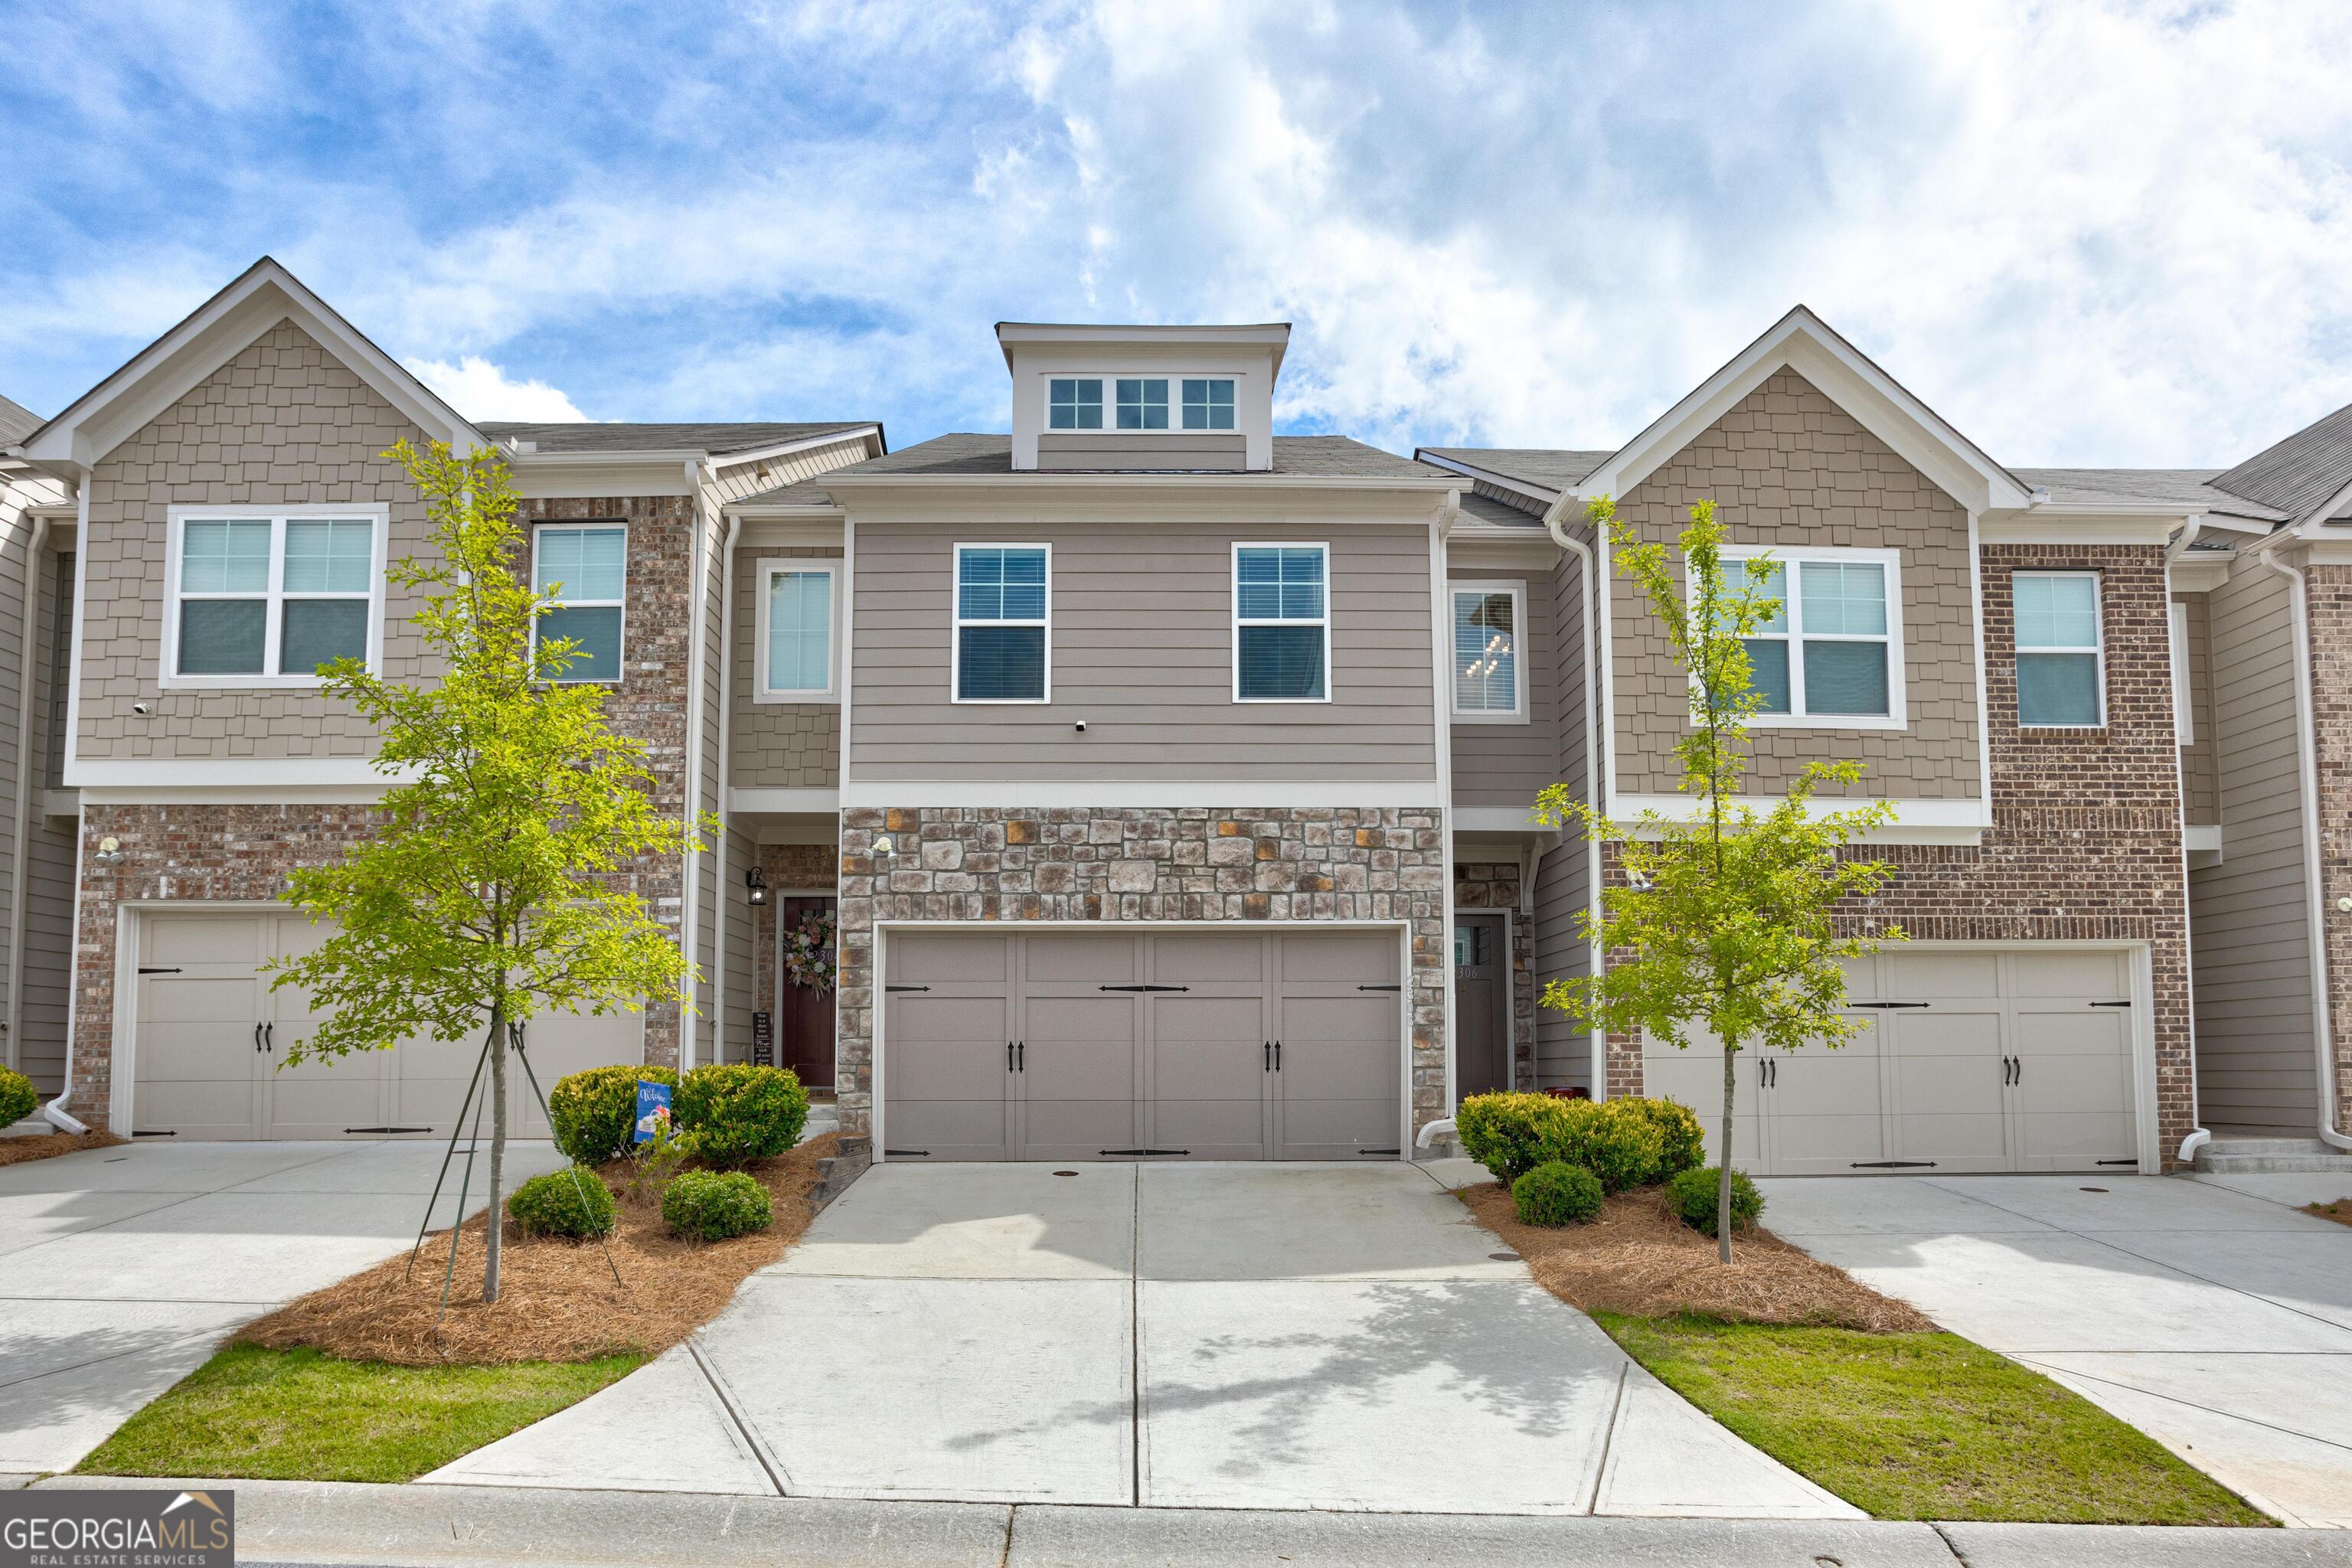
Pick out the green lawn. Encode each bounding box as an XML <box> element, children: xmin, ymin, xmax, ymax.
<box><xmin>1596</xmin><ymin>1314</ymin><xmax>2269</xmax><ymax>1525</ymax></box>
<box><xmin>77</xmin><ymin>1345</ymin><xmax>644</xmax><ymax>1484</ymax></box>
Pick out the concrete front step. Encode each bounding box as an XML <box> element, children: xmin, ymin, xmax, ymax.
<box><xmin>2195</xmin><ymin>1135</ymin><xmax>2352</xmax><ymax>1174</ymax></box>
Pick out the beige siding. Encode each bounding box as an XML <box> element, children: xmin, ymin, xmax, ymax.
<box><xmin>2177</xmin><ymin>592</ymin><xmax>2218</xmax><ymax>824</ymax></box>
<box><xmin>79</xmin><ymin>320</ymin><xmax>436</xmax><ymax>759</ymax></box>
<box><xmin>848</xmin><ymin>518</ymin><xmax>1438</xmax><ymax>782</ymax></box>
<box><xmin>1609</xmin><ymin>369</ymin><xmax>1983</xmax><ymax>802</ymax></box>
<box><xmin>1534</xmin><ymin>531</ymin><xmax>1596</xmax><ymax>1091</ymax></box>
<box><xmin>2190</xmin><ymin>565</ymin><xmax>2318</xmax><ymax>1132</ymax></box>
<box><xmin>707</xmin><ymin>435</ymin><xmax>871</xmax><ymax>505</ymax></box>
<box><xmin>0</xmin><ymin>466</ymin><xmax>67</xmax><ymax>1089</ymax></box>
<box><xmin>1037</xmin><ymin>433</ymin><xmax>1244</xmax><ymax>471</ymax></box>
<box><xmin>729</xmin><ymin>545</ymin><xmax>842</xmax><ymax>788</ymax></box>
<box><xmin>1449</xmin><ymin>569</ymin><xmax>1560</xmax><ymax>811</ymax></box>
<box><xmin>15</xmin><ymin>546</ymin><xmax>74</xmax><ymax>1094</ymax></box>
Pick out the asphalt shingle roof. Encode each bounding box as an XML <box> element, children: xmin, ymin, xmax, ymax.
<box><xmin>2207</xmin><ymin>400</ymin><xmax>2352</xmax><ymax>522</ymax></box>
<box><xmin>827</xmin><ymin>433</ymin><xmax>1442</xmax><ymax>481</ymax></box>
<box><xmin>2011</xmin><ymin>468</ymin><xmax>2289</xmax><ymax>521</ymax></box>
<box><xmin>1417</xmin><ymin>446</ymin><xmax>1614</xmax><ymax>495</ymax></box>
<box><xmin>0</xmin><ymin>393</ymin><xmax>43</xmax><ymax>449</ymax></box>
<box><xmin>1450</xmin><ymin>491</ymin><xmax>1546</xmax><ymax>532</ymax></box>
<box><xmin>478</xmin><ymin>421</ymin><xmax>875</xmax><ymax>458</ymax></box>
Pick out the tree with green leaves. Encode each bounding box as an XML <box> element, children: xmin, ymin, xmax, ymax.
<box><xmin>267</xmin><ymin>440</ymin><xmax>708</xmax><ymax>1302</ymax></box>
<box><xmin>1536</xmin><ymin>495</ymin><xmax>1906</xmax><ymax>1260</ymax></box>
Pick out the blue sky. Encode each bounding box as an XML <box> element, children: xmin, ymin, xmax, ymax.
<box><xmin>5</xmin><ymin>0</ymin><xmax>2350</xmax><ymax>467</ymax></box>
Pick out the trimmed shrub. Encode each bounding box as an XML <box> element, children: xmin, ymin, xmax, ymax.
<box><xmin>1455</xmin><ymin>1092</ymin><xmax>1573</xmax><ymax>1185</ymax></box>
<box><xmin>663</xmin><ymin>1169</ymin><xmax>773</xmax><ymax>1242</ymax></box>
<box><xmin>0</xmin><ymin>1067</ymin><xmax>34</xmax><ymax>1128</ymax></box>
<box><xmin>1544</xmin><ymin>1099</ymin><xmax>1664</xmax><ymax>1194</ymax></box>
<box><xmin>1667</xmin><ymin>1165</ymin><xmax>1763</xmax><ymax>1236</ymax></box>
<box><xmin>1512</xmin><ymin>1161</ymin><xmax>1604</xmax><ymax>1227</ymax></box>
<box><xmin>548</xmin><ymin>1064</ymin><xmax>678</xmax><ymax>1166</ymax></box>
<box><xmin>1618</xmin><ymin>1096</ymin><xmax>1707</xmax><ymax>1181</ymax></box>
<box><xmin>507</xmin><ymin>1167</ymin><xmax>617</xmax><ymax>1239</ymax></box>
<box><xmin>676</xmin><ymin>1064</ymin><xmax>809</xmax><ymax>1168</ymax></box>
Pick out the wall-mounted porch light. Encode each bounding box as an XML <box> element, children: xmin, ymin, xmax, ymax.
<box><xmin>746</xmin><ymin>865</ymin><xmax>769</xmax><ymax>907</ymax></box>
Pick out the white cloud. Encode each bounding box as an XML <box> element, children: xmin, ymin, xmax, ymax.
<box><xmin>403</xmin><ymin>356</ymin><xmax>590</xmax><ymax>423</ymax></box>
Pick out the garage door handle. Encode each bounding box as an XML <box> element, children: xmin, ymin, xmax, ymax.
<box><xmin>1008</xmin><ymin>1041</ymin><xmax>1014</xmax><ymax>1073</ymax></box>
<box><xmin>1018</xmin><ymin>1040</ymin><xmax>1024</xmax><ymax>1071</ymax></box>
<box><xmin>254</xmin><ymin>1022</ymin><xmax>264</xmax><ymax>1054</ymax></box>
<box><xmin>1263</xmin><ymin>1040</ymin><xmax>1271</xmax><ymax>1071</ymax></box>
<box><xmin>264</xmin><ymin>1022</ymin><xmax>273</xmax><ymax>1052</ymax></box>
<box><xmin>1273</xmin><ymin>1040</ymin><xmax>1281</xmax><ymax>1070</ymax></box>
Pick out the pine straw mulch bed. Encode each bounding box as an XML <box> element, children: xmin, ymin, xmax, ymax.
<box><xmin>0</xmin><ymin>1129</ymin><xmax>129</xmax><ymax>1167</ymax></box>
<box><xmin>237</xmin><ymin>1132</ymin><xmax>841</xmax><ymax>1366</ymax></box>
<box><xmin>1459</xmin><ymin>1178</ymin><xmax>1933</xmax><ymax>1333</ymax></box>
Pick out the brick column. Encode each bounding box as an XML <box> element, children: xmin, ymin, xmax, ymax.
<box><xmin>2297</xmin><ymin>563</ymin><xmax>2352</xmax><ymax>1135</ymax></box>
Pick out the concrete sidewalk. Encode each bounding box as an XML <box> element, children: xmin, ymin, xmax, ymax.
<box><xmin>424</xmin><ymin>1160</ymin><xmax>1854</xmax><ymax>1517</ymax></box>
<box><xmin>28</xmin><ymin>1476</ymin><xmax>2352</xmax><ymax>1568</ymax></box>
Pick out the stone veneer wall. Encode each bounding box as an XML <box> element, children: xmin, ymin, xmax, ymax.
<box><xmin>1453</xmin><ymin>862</ymin><xmax>1535</xmax><ymax>1088</ymax></box>
<box><xmin>1602</xmin><ymin>543</ymin><xmax>2195</xmax><ymax>1166</ymax></box>
<box><xmin>835</xmin><ymin>806</ymin><xmax>1449</xmax><ymax>1141</ymax></box>
<box><xmin>2297</xmin><ymin>564</ymin><xmax>2352</xmax><ymax>1135</ymax></box>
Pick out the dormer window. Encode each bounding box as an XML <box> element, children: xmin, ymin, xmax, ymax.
<box><xmin>1116</xmin><ymin>378</ymin><xmax>1169</xmax><ymax>430</ymax></box>
<box><xmin>1184</xmin><ymin>379</ymin><xmax>1236</xmax><ymax>430</ymax></box>
<box><xmin>1049</xmin><ymin>378</ymin><xmax>1102</xmax><ymax>430</ymax></box>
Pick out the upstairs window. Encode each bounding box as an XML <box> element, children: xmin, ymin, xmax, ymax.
<box><xmin>758</xmin><ymin>562</ymin><xmax>838</xmax><ymax>701</ymax></box>
<box><xmin>1234</xmin><ymin>544</ymin><xmax>1328</xmax><ymax>701</ymax></box>
<box><xmin>955</xmin><ymin>544</ymin><xmax>1050</xmax><ymax>701</ymax></box>
<box><xmin>1182</xmin><ymin>378</ymin><xmax>1236</xmax><ymax>430</ymax></box>
<box><xmin>1116</xmin><ymin>377</ymin><xmax>1169</xmax><ymax>430</ymax></box>
<box><xmin>1452</xmin><ymin>583</ymin><xmax>1526</xmax><ymax>719</ymax></box>
<box><xmin>2016</xmin><ymin>571</ymin><xmax>2104</xmax><ymax>727</ymax></box>
<box><xmin>166</xmin><ymin>509</ymin><xmax>382</xmax><ymax>684</ymax></box>
<box><xmin>534</xmin><ymin>524</ymin><xmax>627</xmax><ymax>683</ymax></box>
<box><xmin>1049</xmin><ymin>378</ymin><xmax>1102</xmax><ymax>430</ymax></box>
<box><xmin>1720</xmin><ymin>547</ymin><xmax>1902</xmax><ymax>724</ymax></box>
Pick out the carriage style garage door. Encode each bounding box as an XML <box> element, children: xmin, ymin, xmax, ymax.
<box><xmin>1643</xmin><ymin>948</ymin><xmax>2141</xmax><ymax>1176</ymax></box>
<box><xmin>131</xmin><ymin>910</ymin><xmax>645</xmax><ymax>1141</ymax></box>
<box><xmin>880</xmin><ymin>929</ymin><xmax>1405</xmax><ymax>1161</ymax></box>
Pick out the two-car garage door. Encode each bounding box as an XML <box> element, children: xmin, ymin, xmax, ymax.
<box><xmin>1644</xmin><ymin>948</ymin><xmax>2143</xmax><ymax>1176</ymax></box>
<box><xmin>881</xmin><ymin>929</ymin><xmax>1404</xmax><ymax>1161</ymax></box>
<box><xmin>131</xmin><ymin>910</ymin><xmax>645</xmax><ymax>1141</ymax></box>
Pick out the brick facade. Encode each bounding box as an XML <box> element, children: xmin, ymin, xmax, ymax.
<box><xmin>1453</xmin><ymin>861</ymin><xmax>1534</xmax><ymax>1087</ymax></box>
<box><xmin>1603</xmin><ymin>543</ymin><xmax>2195</xmax><ymax>1166</ymax></box>
<box><xmin>834</xmin><ymin>806</ymin><xmax>1450</xmax><ymax>1141</ymax></box>
<box><xmin>2297</xmin><ymin>564</ymin><xmax>2352</xmax><ymax>1135</ymax></box>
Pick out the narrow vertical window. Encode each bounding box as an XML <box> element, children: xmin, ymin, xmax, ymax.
<box><xmin>955</xmin><ymin>545</ymin><xmax>1049</xmax><ymax>701</ymax></box>
<box><xmin>761</xmin><ymin>564</ymin><xmax>836</xmax><ymax>698</ymax></box>
<box><xmin>536</xmin><ymin>524</ymin><xmax>628</xmax><ymax>682</ymax></box>
<box><xmin>1116</xmin><ymin>378</ymin><xmax>1169</xmax><ymax>430</ymax></box>
<box><xmin>1451</xmin><ymin>583</ymin><xmax>1525</xmax><ymax>717</ymax></box>
<box><xmin>1048</xmin><ymin>379</ymin><xmax>1102</xmax><ymax>430</ymax></box>
<box><xmin>2015</xmin><ymin>571</ymin><xmax>2103</xmax><ymax>727</ymax></box>
<box><xmin>1182</xmin><ymin>378</ymin><xmax>1236</xmax><ymax>430</ymax></box>
<box><xmin>1234</xmin><ymin>544</ymin><xmax>1328</xmax><ymax>701</ymax></box>
<box><xmin>1798</xmin><ymin>560</ymin><xmax>1890</xmax><ymax>715</ymax></box>
<box><xmin>1736</xmin><ymin>560</ymin><xmax>1792</xmax><ymax>714</ymax></box>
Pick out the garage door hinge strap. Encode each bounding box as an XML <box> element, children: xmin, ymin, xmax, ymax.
<box><xmin>884</xmin><ymin>1148</ymin><xmax>931</xmax><ymax>1156</ymax></box>
<box><xmin>1852</xmin><ymin>1001</ymin><xmax>1929</xmax><ymax>1009</ymax></box>
<box><xmin>1357</xmin><ymin>984</ymin><xmax>1403</xmax><ymax>991</ymax></box>
<box><xmin>345</xmin><ymin>1126</ymin><xmax>433</xmax><ymax>1135</ymax></box>
<box><xmin>885</xmin><ymin>985</ymin><xmax>930</xmax><ymax>993</ymax></box>
<box><xmin>1100</xmin><ymin>1148</ymin><xmax>1190</xmax><ymax>1156</ymax></box>
<box><xmin>2089</xmin><ymin>1001</ymin><xmax>2132</xmax><ymax>1008</ymax></box>
<box><xmin>137</xmin><ymin>966</ymin><xmax>181</xmax><ymax>975</ymax></box>
<box><xmin>1850</xmin><ymin>1160</ymin><xmax>1936</xmax><ymax>1168</ymax></box>
<box><xmin>1098</xmin><ymin>984</ymin><xmax>1188</xmax><ymax>991</ymax></box>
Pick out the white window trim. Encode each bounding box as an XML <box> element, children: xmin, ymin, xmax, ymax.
<box><xmin>753</xmin><ymin>558</ymin><xmax>841</xmax><ymax>704</ymax></box>
<box><xmin>1232</xmin><ymin>540</ymin><xmax>1334</xmax><ymax>705</ymax></box>
<box><xmin>531</xmin><ymin>521</ymin><xmax>629</xmax><ymax>686</ymax></box>
<box><xmin>1043</xmin><ymin>373</ymin><xmax>1243</xmax><ymax>435</ymax></box>
<box><xmin>952</xmin><ymin>542</ymin><xmax>1052</xmax><ymax>704</ymax></box>
<box><xmin>1449</xmin><ymin>579</ymin><xmax>1530</xmax><ymax>724</ymax></box>
<box><xmin>160</xmin><ymin>504</ymin><xmax>389</xmax><ymax>691</ymax></box>
<box><xmin>1708</xmin><ymin>544</ymin><xmax>1907</xmax><ymax>730</ymax></box>
<box><xmin>2169</xmin><ymin>599</ymin><xmax>2193</xmax><ymax>747</ymax></box>
<box><xmin>2015</xmin><ymin>568</ymin><xmax>2107</xmax><ymax>730</ymax></box>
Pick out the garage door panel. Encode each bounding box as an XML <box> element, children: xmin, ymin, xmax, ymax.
<box><xmin>1279</xmin><ymin>933</ymin><xmax>1397</xmax><ymax>988</ymax></box>
<box><xmin>146</xmin><ymin>915</ymin><xmax>268</xmax><ymax>967</ymax></box>
<box><xmin>1149</xmin><ymin>997</ymin><xmax>1264</xmax><ymax>1099</ymax></box>
<box><xmin>2011</xmin><ymin>950</ymin><xmax>2128</xmax><ymax>998</ymax></box>
<box><xmin>1024</xmin><ymin>933</ymin><xmax>1137</xmax><ymax>985</ymax></box>
<box><xmin>893</xmin><ymin>933</ymin><xmax>1009</xmax><ymax>983</ymax></box>
<box><xmin>1148</xmin><ymin>1097</ymin><xmax>1266</xmax><ymax>1158</ymax></box>
<box><xmin>1022</xmin><ymin>997</ymin><xmax>1136</xmax><ymax>1102</ymax></box>
<box><xmin>1885</xmin><ymin>952</ymin><xmax>2002</xmax><ymax>997</ymax></box>
<box><xmin>1640</xmin><ymin>1046</ymin><xmax>1761</xmax><ymax>1168</ymax></box>
<box><xmin>887</xmin><ymin>1096</ymin><xmax>1011</xmax><ymax>1161</ymax></box>
<box><xmin>1276</xmin><ymin>1097</ymin><xmax>1398</xmax><ymax>1158</ymax></box>
<box><xmin>1020</xmin><ymin>1096</ymin><xmax>1140</xmax><ymax>1160</ymax></box>
<box><xmin>1152</xmin><ymin>933</ymin><xmax>1264</xmax><ymax>985</ymax></box>
<box><xmin>2014</xmin><ymin>1007</ymin><xmax>2131</xmax><ymax>1057</ymax></box>
<box><xmin>1767</xmin><ymin>1050</ymin><xmax>1885</xmax><ymax>1174</ymax></box>
<box><xmin>132</xmin><ymin>1060</ymin><xmax>258</xmax><ymax>1141</ymax></box>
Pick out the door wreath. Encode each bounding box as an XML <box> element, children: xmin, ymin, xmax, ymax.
<box><xmin>784</xmin><ymin>907</ymin><xmax>837</xmax><ymax>994</ymax></box>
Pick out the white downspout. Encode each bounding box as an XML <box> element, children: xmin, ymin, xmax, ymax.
<box><xmin>2261</xmin><ymin>550</ymin><xmax>2352</xmax><ymax>1151</ymax></box>
<box><xmin>710</xmin><ymin>510</ymin><xmax>745</xmax><ymax>1063</ymax></box>
<box><xmin>5</xmin><ymin>514</ymin><xmax>49</xmax><ymax>1080</ymax></box>
<box><xmin>1539</xmin><ymin>491</ymin><xmax>1604</xmax><ymax>1099</ymax></box>
<box><xmin>2166</xmin><ymin>519</ymin><xmax>2212</xmax><ymax>1166</ymax></box>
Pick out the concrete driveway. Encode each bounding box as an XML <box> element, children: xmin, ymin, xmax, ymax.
<box><xmin>1761</xmin><ymin>1169</ymin><xmax>2352</xmax><ymax>1529</ymax></box>
<box><xmin>430</xmin><ymin>1161</ymin><xmax>1855</xmax><ymax>1518</ymax></box>
<box><xmin>0</xmin><ymin>1138</ymin><xmax>567</xmax><ymax>1477</ymax></box>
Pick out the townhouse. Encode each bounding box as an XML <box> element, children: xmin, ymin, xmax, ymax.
<box><xmin>2</xmin><ymin>256</ymin><xmax>2347</xmax><ymax>1176</ymax></box>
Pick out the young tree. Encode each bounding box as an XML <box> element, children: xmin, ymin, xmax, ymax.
<box><xmin>267</xmin><ymin>440</ymin><xmax>707</xmax><ymax>1302</ymax></box>
<box><xmin>1537</xmin><ymin>496</ymin><xmax>1905</xmax><ymax>1260</ymax></box>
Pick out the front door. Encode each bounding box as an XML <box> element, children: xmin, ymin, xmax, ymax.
<box><xmin>776</xmin><ymin>895</ymin><xmax>838</xmax><ymax>1089</ymax></box>
<box><xmin>1454</xmin><ymin>913</ymin><xmax>1510</xmax><ymax>1097</ymax></box>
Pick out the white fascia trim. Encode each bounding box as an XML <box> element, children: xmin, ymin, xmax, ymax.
<box><xmin>2170</xmin><ymin>557</ymin><xmax>2231</xmax><ymax>593</ymax></box>
<box><xmin>704</xmin><ymin>426</ymin><xmax>884</xmax><ymax>474</ymax></box>
<box><xmin>1573</xmin><ymin>309</ymin><xmax>2033</xmax><ymax>515</ymax></box>
<box><xmin>729</xmin><ymin>787</ymin><xmax>841</xmax><ymax>814</ymax></box>
<box><xmin>841</xmin><ymin>780</ymin><xmax>1442</xmax><ymax>809</ymax></box>
<box><xmin>23</xmin><ymin>260</ymin><xmax>484</xmax><ymax>472</ymax></box>
<box><xmin>1979</xmin><ymin>516</ymin><xmax>2183</xmax><ymax>544</ymax></box>
<box><xmin>2184</xmin><ymin>823</ymin><xmax>2220</xmax><ymax>854</ymax></box>
<box><xmin>1452</xmin><ymin>806</ymin><xmax>1550</xmax><ymax>834</ymax></box>
<box><xmin>1612</xmin><ymin>792</ymin><xmax>1990</xmax><ymax>844</ymax></box>
<box><xmin>822</xmin><ymin>473</ymin><xmax>1459</xmax><ymax>493</ymax></box>
<box><xmin>1413</xmin><ymin>451</ymin><xmax>1564</xmax><ymax>507</ymax></box>
<box><xmin>67</xmin><ymin>757</ymin><xmax>407</xmax><ymax>789</ymax></box>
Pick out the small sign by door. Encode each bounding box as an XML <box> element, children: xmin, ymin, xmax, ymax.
<box><xmin>751</xmin><ymin>1011</ymin><xmax>774</xmax><ymax>1067</ymax></box>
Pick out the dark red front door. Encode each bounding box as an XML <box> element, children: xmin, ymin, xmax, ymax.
<box><xmin>776</xmin><ymin>895</ymin><xmax>837</xmax><ymax>1089</ymax></box>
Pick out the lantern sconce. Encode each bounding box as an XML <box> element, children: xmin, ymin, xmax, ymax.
<box><xmin>746</xmin><ymin>865</ymin><xmax>769</xmax><ymax>907</ymax></box>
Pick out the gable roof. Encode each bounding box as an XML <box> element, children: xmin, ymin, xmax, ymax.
<box><xmin>0</xmin><ymin>394</ymin><xmax>41</xmax><ymax>449</ymax></box>
<box><xmin>479</xmin><ymin>420</ymin><xmax>879</xmax><ymax>459</ymax></box>
<box><xmin>1570</xmin><ymin>306</ymin><xmax>2035</xmax><ymax>515</ymax></box>
<box><xmin>825</xmin><ymin>432</ymin><xmax>1445</xmax><ymax>483</ymax></box>
<box><xmin>15</xmin><ymin>256</ymin><xmax>482</xmax><ymax>474</ymax></box>
<box><xmin>1416</xmin><ymin>446</ymin><xmax>1612</xmax><ymax>501</ymax></box>
<box><xmin>2208</xmin><ymin>398</ymin><xmax>2352</xmax><ymax>524</ymax></box>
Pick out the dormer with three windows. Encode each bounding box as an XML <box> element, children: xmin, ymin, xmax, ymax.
<box><xmin>1001</xmin><ymin>322</ymin><xmax>1287</xmax><ymax>472</ymax></box>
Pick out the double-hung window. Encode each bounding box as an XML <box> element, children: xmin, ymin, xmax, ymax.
<box><xmin>2015</xmin><ymin>571</ymin><xmax>2104</xmax><ymax>727</ymax></box>
<box><xmin>1234</xmin><ymin>544</ymin><xmax>1329</xmax><ymax>701</ymax></box>
<box><xmin>1721</xmin><ymin>547</ymin><xmax>1903</xmax><ymax>724</ymax></box>
<box><xmin>1049</xmin><ymin>378</ymin><xmax>1102</xmax><ymax>430</ymax></box>
<box><xmin>1182</xmin><ymin>378</ymin><xmax>1235</xmax><ymax>430</ymax></box>
<box><xmin>757</xmin><ymin>561</ymin><xmax>838</xmax><ymax>701</ymax></box>
<box><xmin>534</xmin><ymin>524</ymin><xmax>627</xmax><ymax>683</ymax></box>
<box><xmin>1451</xmin><ymin>581</ymin><xmax>1527</xmax><ymax>720</ymax></box>
<box><xmin>166</xmin><ymin>508</ymin><xmax>384</xmax><ymax>684</ymax></box>
<box><xmin>954</xmin><ymin>545</ymin><xmax>1049</xmax><ymax>701</ymax></box>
